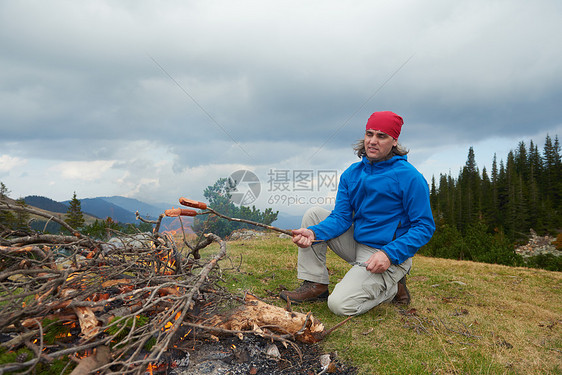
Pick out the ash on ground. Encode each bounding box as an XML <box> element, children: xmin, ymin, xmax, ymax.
<box><xmin>167</xmin><ymin>334</ymin><xmax>358</xmax><ymax>375</ymax></box>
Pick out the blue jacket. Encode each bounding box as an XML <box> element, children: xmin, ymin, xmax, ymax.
<box><xmin>309</xmin><ymin>155</ymin><xmax>435</xmax><ymax>265</ymax></box>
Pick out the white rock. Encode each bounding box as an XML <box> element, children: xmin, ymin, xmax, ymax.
<box><xmin>266</xmin><ymin>344</ymin><xmax>281</xmax><ymax>359</ymax></box>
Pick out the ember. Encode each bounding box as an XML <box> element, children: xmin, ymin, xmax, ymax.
<box><xmin>0</xmin><ymin>199</ymin><xmax>357</xmax><ymax>374</ymax></box>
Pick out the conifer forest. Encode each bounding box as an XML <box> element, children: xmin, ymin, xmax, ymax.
<box><xmin>422</xmin><ymin>134</ymin><xmax>561</xmax><ymax>270</ymax></box>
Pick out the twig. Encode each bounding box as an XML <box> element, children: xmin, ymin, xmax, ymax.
<box><xmin>134</xmin><ymin>211</ymin><xmax>163</xmax><ymax>234</ymax></box>
<box><xmin>437</xmin><ymin>315</ymin><xmax>482</xmax><ymax>339</ymax></box>
<box><xmin>322</xmin><ymin>316</ymin><xmax>355</xmax><ymax>338</ymax></box>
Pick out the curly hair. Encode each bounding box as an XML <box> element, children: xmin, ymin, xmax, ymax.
<box><xmin>352</xmin><ymin>139</ymin><xmax>409</xmax><ymax>159</ymax></box>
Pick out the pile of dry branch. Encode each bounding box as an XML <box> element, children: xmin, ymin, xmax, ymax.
<box><xmin>0</xmin><ymin>200</ymin><xmax>333</xmax><ymax>375</ymax></box>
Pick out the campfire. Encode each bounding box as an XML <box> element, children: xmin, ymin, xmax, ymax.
<box><xmin>0</xmin><ymin>199</ymin><xmax>356</xmax><ymax>374</ymax></box>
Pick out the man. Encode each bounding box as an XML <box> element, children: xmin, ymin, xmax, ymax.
<box><xmin>281</xmin><ymin>111</ymin><xmax>435</xmax><ymax>316</ymax></box>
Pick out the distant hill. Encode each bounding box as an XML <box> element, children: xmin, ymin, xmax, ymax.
<box><xmin>99</xmin><ymin>196</ymin><xmax>169</xmax><ymax>220</ymax></box>
<box><xmin>21</xmin><ymin>195</ymin><xmax>182</xmax><ymax>226</ymax></box>
<box><xmin>24</xmin><ymin>195</ymin><xmax>69</xmax><ymax>214</ymax></box>
<box><xmin>63</xmin><ymin>198</ymin><xmax>137</xmax><ymax>224</ymax></box>
<box><xmin>18</xmin><ymin>195</ymin><xmax>98</xmax><ymax>229</ymax></box>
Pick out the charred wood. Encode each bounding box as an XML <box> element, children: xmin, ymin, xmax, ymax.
<box><xmin>0</xmin><ymin>203</ymin><xmax>334</xmax><ymax>374</ymax></box>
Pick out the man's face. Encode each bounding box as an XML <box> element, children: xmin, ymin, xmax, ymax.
<box><xmin>364</xmin><ymin>129</ymin><xmax>398</xmax><ymax>160</ymax></box>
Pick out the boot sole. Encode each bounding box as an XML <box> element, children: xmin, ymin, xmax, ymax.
<box><xmin>280</xmin><ymin>290</ymin><xmax>329</xmax><ymax>304</ymax></box>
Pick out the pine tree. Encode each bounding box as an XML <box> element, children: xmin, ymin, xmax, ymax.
<box><xmin>480</xmin><ymin>167</ymin><xmax>493</xmax><ymax>225</ymax></box>
<box><xmin>504</xmin><ymin>151</ymin><xmax>518</xmax><ymax>237</ymax></box>
<box><xmin>434</xmin><ymin>174</ymin><xmax>449</xmax><ymax>225</ymax></box>
<box><xmin>543</xmin><ymin>135</ymin><xmax>556</xmax><ymax>198</ymax></box>
<box><xmin>454</xmin><ymin>169</ymin><xmax>464</xmax><ymax>232</ymax></box>
<box><xmin>515</xmin><ymin>141</ymin><xmax>529</xmax><ymax>179</ymax></box>
<box><xmin>14</xmin><ymin>198</ymin><xmax>30</xmax><ymax>231</ymax></box>
<box><xmin>430</xmin><ymin>175</ymin><xmax>437</xmax><ymax>210</ymax></box>
<box><xmin>66</xmin><ymin>192</ymin><xmax>85</xmax><ymax>230</ymax></box>
<box><xmin>513</xmin><ymin>174</ymin><xmax>529</xmax><ymax>236</ymax></box>
<box><xmin>0</xmin><ymin>182</ymin><xmax>17</xmax><ymax>230</ymax></box>
<box><xmin>552</xmin><ymin>135</ymin><xmax>562</xmax><ymax>223</ymax></box>
<box><xmin>458</xmin><ymin>147</ymin><xmax>481</xmax><ymax>230</ymax></box>
<box><xmin>528</xmin><ymin>140</ymin><xmax>542</xmax><ymax>181</ymax></box>
<box><xmin>192</xmin><ymin>178</ymin><xmax>278</xmax><ymax>238</ymax></box>
<box><xmin>0</xmin><ymin>182</ymin><xmax>9</xmax><ymax>200</ymax></box>
<box><xmin>447</xmin><ymin>173</ymin><xmax>456</xmax><ymax>228</ymax></box>
<box><xmin>490</xmin><ymin>154</ymin><xmax>500</xmax><ymax>224</ymax></box>
<box><xmin>527</xmin><ymin>169</ymin><xmax>541</xmax><ymax>231</ymax></box>
<box><xmin>542</xmin><ymin>135</ymin><xmax>560</xmax><ymax>230</ymax></box>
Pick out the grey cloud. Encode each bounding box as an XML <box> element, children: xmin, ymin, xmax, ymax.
<box><xmin>1</xmin><ymin>0</ymin><xmax>561</xmax><ymax>206</ymax></box>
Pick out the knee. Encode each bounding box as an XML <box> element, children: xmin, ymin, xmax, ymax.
<box><xmin>327</xmin><ymin>280</ymin><xmax>388</xmax><ymax>316</ymax></box>
<box><xmin>301</xmin><ymin>206</ymin><xmax>330</xmax><ymax>227</ymax></box>
<box><xmin>327</xmin><ymin>291</ymin><xmax>358</xmax><ymax>316</ymax></box>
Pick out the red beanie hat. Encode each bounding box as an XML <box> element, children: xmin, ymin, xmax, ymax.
<box><xmin>365</xmin><ymin>111</ymin><xmax>404</xmax><ymax>139</ymax></box>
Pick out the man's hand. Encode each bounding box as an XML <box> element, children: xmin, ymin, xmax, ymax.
<box><xmin>365</xmin><ymin>251</ymin><xmax>391</xmax><ymax>273</ymax></box>
<box><xmin>292</xmin><ymin>228</ymin><xmax>315</xmax><ymax>248</ymax></box>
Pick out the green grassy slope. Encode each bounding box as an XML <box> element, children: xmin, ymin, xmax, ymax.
<box><xmin>197</xmin><ymin>234</ymin><xmax>561</xmax><ymax>375</ymax></box>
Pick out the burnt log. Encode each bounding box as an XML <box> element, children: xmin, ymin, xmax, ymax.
<box><xmin>207</xmin><ymin>294</ymin><xmax>326</xmax><ymax>344</ymax></box>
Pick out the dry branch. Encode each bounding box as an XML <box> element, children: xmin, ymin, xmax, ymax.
<box><xmin>0</xmin><ymin>200</ymin><xmax>332</xmax><ymax>374</ymax></box>
<box><xmin>0</xmin><ymin>209</ymin><xmax>231</xmax><ymax>374</ymax></box>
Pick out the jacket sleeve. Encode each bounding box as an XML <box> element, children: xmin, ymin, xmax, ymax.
<box><xmin>381</xmin><ymin>172</ymin><xmax>435</xmax><ymax>265</ymax></box>
<box><xmin>308</xmin><ymin>170</ymin><xmax>354</xmax><ymax>240</ymax></box>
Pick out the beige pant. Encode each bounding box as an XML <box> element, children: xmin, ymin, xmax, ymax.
<box><xmin>297</xmin><ymin>207</ymin><xmax>412</xmax><ymax>316</ymax></box>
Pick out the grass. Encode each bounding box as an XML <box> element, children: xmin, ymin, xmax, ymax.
<box><xmin>193</xmin><ymin>233</ymin><xmax>561</xmax><ymax>375</ymax></box>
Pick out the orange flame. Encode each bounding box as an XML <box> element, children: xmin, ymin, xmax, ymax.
<box><xmin>155</xmin><ymin>248</ymin><xmax>177</xmax><ymax>275</ymax></box>
<box><xmin>162</xmin><ymin>311</ymin><xmax>182</xmax><ymax>331</ymax></box>
<box><xmin>146</xmin><ymin>361</ymin><xmax>168</xmax><ymax>374</ymax></box>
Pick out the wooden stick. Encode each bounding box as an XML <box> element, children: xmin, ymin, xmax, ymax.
<box><xmin>199</xmin><ymin>207</ymin><xmax>294</xmax><ymax>235</ymax></box>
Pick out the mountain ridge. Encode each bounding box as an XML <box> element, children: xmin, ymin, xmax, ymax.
<box><xmin>21</xmin><ymin>194</ymin><xmax>300</xmax><ymax>231</ymax></box>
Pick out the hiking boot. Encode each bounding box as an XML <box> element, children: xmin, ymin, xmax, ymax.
<box><xmin>392</xmin><ymin>276</ymin><xmax>411</xmax><ymax>305</ymax></box>
<box><xmin>280</xmin><ymin>281</ymin><xmax>329</xmax><ymax>303</ymax></box>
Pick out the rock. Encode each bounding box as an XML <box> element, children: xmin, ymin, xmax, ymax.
<box><xmin>103</xmin><ymin>233</ymin><xmax>153</xmax><ymax>251</ymax></box>
<box><xmin>266</xmin><ymin>344</ymin><xmax>281</xmax><ymax>359</ymax></box>
<box><xmin>450</xmin><ymin>281</ymin><xmax>467</xmax><ymax>286</ymax></box>
<box><xmin>515</xmin><ymin>229</ymin><xmax>561</xmax><ymax>258</ymax></box>
<box><xmin>228</xmin><ymin>230</ymin><xmax>266</xmax><ymax>241</ymax></box>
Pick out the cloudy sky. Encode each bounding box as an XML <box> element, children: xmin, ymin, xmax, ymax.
<box><xmin>1</xmin><ymin>0</ymin><xmax>561</xmax><ymax>217</ymax></box>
